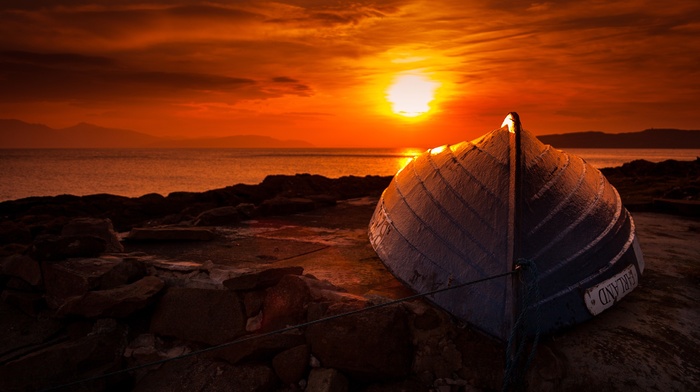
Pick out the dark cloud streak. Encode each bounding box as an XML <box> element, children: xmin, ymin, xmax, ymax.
<box><xmin>0</xmin><ymin>50</ymin><xmax>271</xmax><ymax>103</ymax></box>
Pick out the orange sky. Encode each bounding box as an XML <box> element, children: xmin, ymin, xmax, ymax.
<box><xmin>1</xmin><ymin>0</ymin><xmax>699</xmax><ymax>147</ymax></box>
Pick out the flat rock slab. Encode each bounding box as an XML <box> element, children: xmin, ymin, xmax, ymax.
<box><xmin>43</xmin><ymin>256</ymin><xmax>146</xmax><ymax>305</ymax></box>
<box><xmin>150</xmin><ymin>287</ymin><xmax>246</xmax><ymax>346</ymax></box>
<box><xmin>116</xmin><ymin>199</ymin><xmax>698</xmax><ymax>391</ymax></box>
<box><xmin>0</xmin><ymin>302</ymin><xmax>64</xmax><ymax>362</ymax></box>
<box><xmin>222</xmin><ymin>266</ymin><xmax>304</xmax><ymax>291</ymax></box>
<box><xmin>133</xmin><ymin>357</ymin><xmax>277</xmax><ymax>392</ymax></box>
<box><xmin>124</xmin><ymin>235</ymin><xmax>327</xmax><ymax>267</ymax></box>
<box><xmin>58</xmin><ymin>276</ymin><xmax>165</xmax><ymax>318</ymax></box>
<box><xmin>127</xmin><ymin>227</ymin><xmax>217</xmax><ymax>241</ymax></box>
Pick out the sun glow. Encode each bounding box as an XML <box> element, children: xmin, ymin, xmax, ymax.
<box><xmin>386</xmin><ymin>73</ymin><xmax>440</xmax><ymax>118</ymax></box>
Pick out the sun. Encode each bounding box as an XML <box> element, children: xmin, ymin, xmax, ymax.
<box><xmin>386</xmin><ymin>73</ymin><xmax>440</xmax><ymax>118</ymax></box>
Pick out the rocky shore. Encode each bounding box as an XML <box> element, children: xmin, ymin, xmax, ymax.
<box><xmin>0</xmin><ymin>159</ymin><xmax>698</xmax><ymax>392</ymax></box>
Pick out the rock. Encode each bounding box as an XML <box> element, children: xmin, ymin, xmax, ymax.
<box><xmin>30</xmin><ymin>234</ymin><xmax>106</xmax><ymax>261</ymax></box>
<box><xmin>246</xmin><ymin>311</ymin><xmax>263</xmax><ymax>332</ymax></box>
<box><xmin>259</xmin><ymin>196</ymin><xmax>316</xmax><ymax>216</ymax></box>
<box><xmin>409</xmin><ymin>303</ymin><xmax>463</xmax><ymax>381</ymax></box>
<box><xmin>43</xmin><ymin>256</ymin><xmax>146</xmax><ymax>308</ymax></box>
<box><xmin>525</xmin><ymin>345</ymin><xmax>567</xmax><ymax>392</ymax></box>
<box><xmin>61</xmin><ymin>217</ymin><xmax>124</xmax><ymax>252</ymax></box>
<box><xmin>223</xmin><ymin>266</ymin><xmax>305</xmax><ymax>291</ymax></box>
<box><xmin>243</xmin><ymin>290</ymin><xmax>267</xmax><ymax>317</ymax></box>
<box><xmin>1</xmin><ymin>253</ymin><xmax>42</xmax><ymax>286</ymax></box>
<box><xmin>124</xmin><ymin>333</ymin><xmax>192</xmax><ymax>382</ymax></box>
<box><xmin>133</xmin><ymin>357</ymin><xmax>278</xmax><ymax>392</ymax></box>
<box><xmin>412</xmin><ymin>306</ymin><xmax>443</xmax><ymax>331</ymax></box>
<box><xmin>0</xmin><ymin>220</ymin><xmax>32</xmax><ymax>244</ymax></box>
<box><xmin>262</xmin><ymin>275</ymin><xmax>311</xmax><ymax>332</ymax></box>
<box><xmin>98</xmin><ymin>257</ymin><xmax>147</xmax><ymax>289</ymax></box>
<box><xmin>124</xmin><ymin>333</ymin><xmax>162</xmax><ymax>363</ymax></box>
<box><xmin>194</xmin><ymin>206</ymin><xmax>241</xmax><ymax>226</ymax></box>
<box><xmin>144</xmin><ymin>258</ymin><xmax>216</xmax><ymax>289</ymax></box>
<box><xmin>258</xmin><ymin>173</ymin><xmax>387</xmax><ymax>201</ymax></box>
<box><xmin>213</xmin><ymin>332</ymin><xmax>305</xmax><ymax>365</ymax></box>
<box><xmin>0</xmin><ymin>243</ymin><xmax>28</xmax><ymax>258</ymax></box>
<box><xmin>454</xmin><ymin>328</ymin><xmax>504</xmax><ymax>391</ymax></box>
<box><xmin>236</xmin><ymin>203</ymin><xmax>257</xmax><ymax>219</ymax></box>
<box><xmin>308</xmin><ymin>194</ymin><xmax>338</xmax><ymax>207</ymax></box>
<box><xmin>58</xmin><ymin>276</ymin><xmax>165</xmax><ymax>318</ymax></box>
<box><xmin>306</xmin><ymin>304</ymin><xmax>413</xmax><ymax>380</ymax></box>
<box><xmin>0</xmin><ymin>319</ymin><xmax>128</xmax><ymax>392</ymax></box>
<box><xmin>306</xmin><ymin>368</ymin><xmax>349</xmax><ymax>392</ymax></box>
<box><xmin>126</xmin><ymin>226</ymin><xmax>217</xmax><ymax>241</ymax></box>
<box><xmin>361</xmin><ymin>379</ymin><xmax>431</xmax><ymax>392</ymax></box>
<box><xmin>299</xmin><ymin>275</ymin><xmax>367</xmax><ymax>306</ymax></box>
<box><xmin>148</xmin><ymin>258</ymin><xmax>203</xmax><ymax>272</ymax></box>
<box><xmin>1</xmin><ymin>289</ymin><xmax>44</xmax><ymax>316</ymax></box>
<box><xmin>4</xmin><ymin>276</ymin><xmax>35</xmax><ymax>291</ymax></box>
<box><xmin>273</xmin><ymin>344</ymin><xmax>310</xmax><ymax>385</ymax></box>
<box><xmin>150</xmin><ymin>287</ymin><xmax>246</xmax><ymax>346</ymax></box>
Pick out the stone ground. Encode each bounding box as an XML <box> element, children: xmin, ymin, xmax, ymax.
<box><xmin>122</xmin><ymin>197</ymin><xmax>700</xmax><ymax>391</ymax></box>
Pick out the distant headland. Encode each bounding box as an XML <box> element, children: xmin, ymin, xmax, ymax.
<box><xmin>1</xmin><ymin>118</ymin><xmax>700</xmax><ymax>149</ymax></box>
<box><xmin>0</xmin><ymin>119</ymin><xmax>314</xmax><ymax>148</ymax></box>
<box><xmin>537</xmin><ymin>128</ymin><xmax>700</xmax><ymax>149</ymax></box>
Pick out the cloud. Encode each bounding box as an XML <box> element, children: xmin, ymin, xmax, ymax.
<box><xmin>271</xmin><ymin>76</ymin><xmax>299</xmax><ymax>83</ymax></box>
<box><xmin>0</xmin><ymin>50</ymin><xmax>116</xmax><ymax>68</ymax></box>
<box><xmin>0</xmin><ymin>49</ymin><xmax>294</xmax><ymax>103</ymax></box>
<box><xmin>0</xmin><ymin>0</ymin><xmax>698</xmax><ymax>141</ymax></box>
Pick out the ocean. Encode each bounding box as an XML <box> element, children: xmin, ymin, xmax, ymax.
<box><xmin>1</xmin><ymin>148</ymin><xmax>698</xmax><ymax>202</ymax></box>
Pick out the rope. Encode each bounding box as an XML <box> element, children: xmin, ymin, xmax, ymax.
<box><xmin>503</xmin><ymin>258</ymin><xmax>542</xmax><ymax>392</ymax></box>
<box><xmin>41</xmin><ymin>269</ymin><xmax>516</xmax><ymax>392</ymax></box>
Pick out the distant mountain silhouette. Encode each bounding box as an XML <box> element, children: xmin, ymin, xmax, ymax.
<box><xmin>538</xmin><ymin>129</ymin><xmax>700</xmax><ymax>148</ymax></box>
<box><xmin>0</xmin><ymin>119</ymin><xmax>313</xmax><ymax>148</ymax></box>
<box><xmin>151</xmin><ymin>135</ymin><xmax>313</xmax><ymax>148</ymax></box>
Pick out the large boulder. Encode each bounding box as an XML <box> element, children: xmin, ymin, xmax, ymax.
<box><xmin>30</xmin><ymin>234</ymin><xmax>106</xmax><ymax>261</ymax></box>
<box><xmin>0</xmin><ymin>220</ymin><xmax>32</xmax><ymax>245</ymax></box>
<box><xmin>58</xmin><ymin>276</ymin><xmax>165</xmax><ymax>318</ymax></box>
<box><xmin>42</xmin><ymin>256</ymin><xmax>146</xmax><ymax>309</ymax></box>
<box><xmin>273</xmin><ymin>344</ymin><xmax>310</xmax><ymax>385</ymax></box>
<box><xmin>61</xmin><ymin>217</ymin><xmax>124</xmax><ymax>252</ymax></box>
<box><xmin>306</xmin><ymin>304</ymin><xmax>413</xmax><ymax>381</ymax></box>
<box><xmin>1</xmin><ymin>254</ymin><xmax>42</xmax><ymax>286</ymax></box>
<box><xmin>306</xmin><ymin>368</ymin><xmax>349</xmax><ymax>392</ymax></box>
<box><xmin>133</xmin><ymin>357</ymin><xmax>277</xmax><ymax>392</ymax></box>
<box><xmin>223</xmin><ymin>266</ymin><xmax>304</xmax><ymax>291</ymax></box>
<box><xmin>150</xmin><ymin>287</ymin><xmax>246</xmax><ymax>346</ymax></box>
<box><xmin>262</xmin><ymin>274</ymin><xmax>311</xmax><ymax>332</ymax></box>
<box><xmin>1</xmin><ymin>289</ymin><xmax>44</xmax><ymax>315</ymax></box>
<box><xmin>259</xmin><ymin>196</ymin><xmax>316</xmax><ymax>216</ymax></box>
<box><xmin>194</xmin><ymin>206</ymin><xmax>241</xmax><ymax>226</ymax></box>
<box><xmin>0</xmin><ymin>319</ymin><xmax>128</xmax><ymax>392</ymax></box>
<box><xmin>212</xmin><ymin>332</ymin><xmax>305</xmax><ymax>365</ymax></box>
<box><xmin>144</xmin><ymin>258</ymin><xmax>212</xmax><ymax>288</ymax></box>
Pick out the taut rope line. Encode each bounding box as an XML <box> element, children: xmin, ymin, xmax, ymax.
<box><xmin>42</xmin><ymin>269</ymin><xmax>518</xmax><ymax>392</ymax></box>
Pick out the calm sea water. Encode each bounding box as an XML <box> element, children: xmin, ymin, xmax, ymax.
<box><xmin>1</xmin><ymin>148</ymin><xmax>698</xmax><ymax>202</ymax></box>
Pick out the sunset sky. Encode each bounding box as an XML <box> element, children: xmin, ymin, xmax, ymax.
<box><xmin>1</xmin><ymin>0</ymin><xmax>698</xmax><ymax>147</ymax></box>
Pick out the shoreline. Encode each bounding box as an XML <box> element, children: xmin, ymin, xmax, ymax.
<box><xmin>1</xmin><ymin>158</ymin><xmax>698</xmax><ymax>225</ymax></box>
<box><xmin>1</xmin><ymin>154</ymin><xmax>698</xmax><ymax>203</ymax></box>
<box><xmin>0</xmin><ymin>159</ymin><xmax>698</xmax><ymax>391</ymax></box>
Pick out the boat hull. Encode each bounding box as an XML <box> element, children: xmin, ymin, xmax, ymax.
<box><xmin>368</xmin><ymin>115</ymin><xmax>644</xmax><ymax>340</ymax></box>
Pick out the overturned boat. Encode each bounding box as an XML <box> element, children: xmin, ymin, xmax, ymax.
<box><xmin>368</xmin><ymin>113</ymin><xmax>644</xmax><ymax>341</ymax></box>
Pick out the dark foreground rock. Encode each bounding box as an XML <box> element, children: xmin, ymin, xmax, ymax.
<box><xmin>307</xmin><ymin>304</ymin><xmax>413</xmax><ymax>381</ymax></box>
<box><xmin>0</xmin><ymin>174</ymin><xmax>393</xmax><ymax>232</ymax></box>
<box><xmin>150</xmin><ymin>287</ymin><xmax>246</xmax><ymax>346</ymax></box>
<box><xmin>601</xmin><ymin>157</ymin><xmax>700</xmax><ymax>211</ymax></box>
<box><xmin>0</xmin><ymin>168</ymin><xmax>698</xmax><ymax>392</ymax></box>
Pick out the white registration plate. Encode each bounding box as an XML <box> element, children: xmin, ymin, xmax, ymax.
<box><xmin>584</xmin><ymin>265</ymin><xmax>638</xmax><ymax>316</ymax></box>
